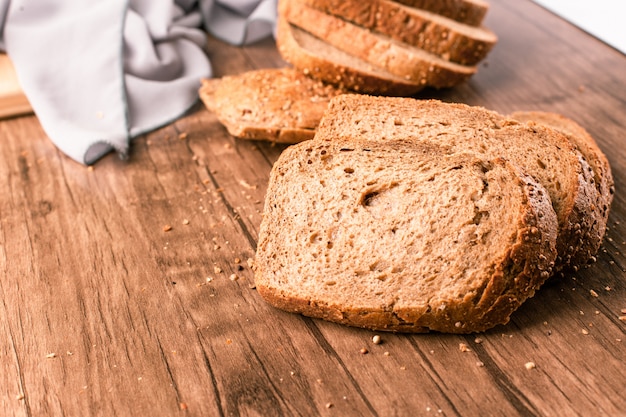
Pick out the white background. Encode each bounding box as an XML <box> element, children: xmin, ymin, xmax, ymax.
<box><xmin>532</xmin><ymin>0</ymin><xmax>626</xmax><ymax>54</ymax></box>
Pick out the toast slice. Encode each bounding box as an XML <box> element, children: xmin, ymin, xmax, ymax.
<box><xmin>509</xmin><ymin>111</ymin><xmax>614</xmax><ymax>267</ymax></box>
<box><xmin>255</xmin><ymin>139</ymin><xmax>558</xmax><ymax>333</ymax></box>
<box><xmin>279</xmin><ymin>0</ymin><xmax>477</xmax><ymax>88</ymax></box>
<box><xmin>276</xmin><ymin>19</ymin><xmax>426</xmax><ymax>96</ymax></box>
<box><xmin>297</xmin><ymin>0</ymin><xmax>497</xmax><ymax>65</ymax></box>
<box><xmin>315</xmin><ymin>95</ymin><xmax>603</xmax><ymax>272</ymax></box>
<box><xmin>199</xmin><ymin>68</ymin><xmax>346</xmax><ymax>143</ymax></box>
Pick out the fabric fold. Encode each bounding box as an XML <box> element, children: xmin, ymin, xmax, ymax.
<box><xmin>0</xmin><ymin>0</ymin><xmax>277</xmax><ymax>165</ymax></box>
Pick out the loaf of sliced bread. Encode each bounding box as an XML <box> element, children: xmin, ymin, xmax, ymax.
<box><xmin>255</xmin><ymin>139</ymin><xmax>558</xmax><ymax>333</ymax></box>
<box><xmin>199</xmin><ymin>68</ymin><xmax>346</xmax><ymax>143</ymax></box>
<box><xmin>297</xmin><ymin>0</ymin><xmax>497</xmax><ymax>65</ymax></box>
<box><xmin>315</xmin><ymin>95</ymin><xmax>604</xmax><ymax>272</ymax></box>
<box><xmin>394</xmin><ymin>0</ymin><xmax>489</xmax><ymax>26</ymax></box>
<box><xmin>279</xmin><ymin>0</ymin><xmax>477</xmax><ymax>88</ymax></box>
<box><xmin>276</xmin><ymin>19</ymin><xmax>426</xmax><ymax>96</ymax></box>
<box><xmin>509</xmin><ymin>111</ymin><xmax>614</xmax><ymax>267</ymax></box>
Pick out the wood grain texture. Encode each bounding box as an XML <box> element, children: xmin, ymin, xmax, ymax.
<box><xmin>1</xmin><ymin>1</ymin><xmax>625</xmax><ymax>416</ymax></box>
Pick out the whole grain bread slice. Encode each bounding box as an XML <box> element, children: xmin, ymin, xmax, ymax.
<box><xmin>199</xmin><ymin>68</ymin><xmax>346</xmax><ymax>143</ymax></box>
<box><xmin>394</xmin><ymin>0</ymin><xmax>489</xmax><ymax>26</ymax></box>
<box><xmin>315</xmin><ymin>95</ymin><xmax>602</xmax><ymax>272</ymax></box>
<box><xmin>298</xmin><ymin>0</ymin><xmax>497</xmax><ymax>65</ymax></box>
<box><xmin>254</xmin><ymin>139</ymin><xmax>558</xmax><ymax>333</ymax></box>
<box><xmin>280</xmin><ymin>0</ymin><xmax>477</xmax><ymax>88</ymax></box>
<box><xmin>276</xmin><ymin>19</ymin><xmax>426</xmax><ymax>96</ymax></box>
<box><xmin>509</xmin><ymin>111</ymin><xmax>614</xmax><ymax>267</ymax></box>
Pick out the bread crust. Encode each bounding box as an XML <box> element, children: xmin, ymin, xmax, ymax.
<box><xmin>297</xmin><ymin>0</ymin><xmax>496</xmax><ymax>65</ymax></box>
<box><xmin>509</xmin><ymin>111</ymin><xmax>614</xmax><ymax>269</ymax></box>
<box><xmin>393</xmin><ymin>0</ymin><xmax>488</xmax><ymax>26</ymax></box>
<box><xmin>255</xmin><ymin>140</ymin><xmax>558</xmax><ymax>333</ymax></box>
<box><xmin>280</xmin><ymin>0</ymin><xmax>476</xmax><ymax>88</ymax></box>
<box><xmin>276</xmin><ymin>19</ymin><xmax>426</xmax><ymax>96</ymax></box>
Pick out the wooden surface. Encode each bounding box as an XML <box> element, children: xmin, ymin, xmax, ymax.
<box><xmin>1</xmin><ymin>1</ymin><xmax>625</xmax><ymax>416</ymax></box>
<box><xmin>0</xmin><ymin>54</ymin><xmax>32</xmax><ymax>119</ymax></box>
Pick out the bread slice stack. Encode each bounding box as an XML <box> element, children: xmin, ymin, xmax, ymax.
<box><xmin>253</xmin><ymin>95</ymin><xmax>614</xmax><ymax>333</ymax></box>
<box><xmin>277</xmin><ymin>0</ymin><xmax>497</xmax><ymax>95</ymax></box>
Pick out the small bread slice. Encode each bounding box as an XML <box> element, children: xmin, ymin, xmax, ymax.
<box><xmin>279</xmin><ymin>0</ymin><xmax>476</xmax><ymax>88</ymax></box>
<box><xmin>255</xmin><ymin>139</ymin><xmax>558</xmax><ymax>333</ymax></box>
<box><xmin>199</xmin><ymin>68</ymin><xmax>346</xmax><ymax>143</ymax></box>
<box><xmin>276</xmin><ymin>19</ymin><xmax>425</xmax><ymax>96</ymax></box>
<box><xmin>509</xmin><ymin>111</ymin><xmax>614</xmax><ymax>267</ymax></box>
<box><xmin>394</xmin><ymin>0</ymin><xmax>489</xmax><ymax>26</ymax></box>
<box><xmin>315</xmin><ymin>95</ymin><xmax>602</xmax><ymax>272</ymax></box>
<box><xmin>297</xmin><ymin>0</ymin><xmax>497</xmax><ymax>65</ymax></box>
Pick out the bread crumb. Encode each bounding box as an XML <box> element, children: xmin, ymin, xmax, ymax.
<box><xmin>182</xmin><ymin>219</ymin><xmax>190</xmax><ymax>225</ymax></box>
<box><xmin>234</xmin><ymin>258</ymin><xmax>241</xmax><ymax>264</ymax></box>
<box><xmin>590</xmin><ymin>289</ymin><xmax>599</xmax><ymax>297</ymax></box>
<box><xmin>214</xmin><ymin>266</ymin><xmax>222</xmax><ymax>274</ymax></box>
<box><xmin>384</xmin><ymin>351</ymin><xmax>390</xmax><ymax>356</ymax></box>
<box><xmin>459</xmin><ymin>343</ymin><xmax>471</xmax><ymax>352</ymax></box>
<box><xmin>325</xmin><ymin>403</ymin><xmax>333</xmax><ymax>409</ymax></box>
<box><xmin>46</xmin><ymin>353</ymin><xmax>56</xmax><ymax>359</ymax></box>
<box><xmin>179</xmin><ymin>402</ymin><xmax>188</xmax><ymax>410</ymax></box>
<box><xmin>178</xmin><ymin>132</ymin><xmax>188</xmax><ymax>140</ymax></box>
<box><xmin>524</xmin><ymin>362</ymin><xmax>536</xmax><ymax>370</ymax></box>
<box><xmin>474</xmin><ymin>337</ymin><xmax>483</xmax><ymax>344</ymax></box>
<box><xmin>372</xmin><ymin>335</ymin><xmax>382</xmax><ymax>345</ymax></box>
<box><xmin>229</xmin><ymin>274</ymin><xmax>239</xmax><ymax>281</ymax></box>
<box><xmin>360</xmin><ymin>347</ymin><xmax>369</xmax><ymax>354</ymax></box>
<box><xmin>618</xmin><ymin>316</ymin><xmax>626</xmax><ymax>322</ymax></box>
<box><xmin>476</xmin><ymin>361</ymin><xmax>484</xmax><ymax>367</ymax></box>
<box><xmin>581</xmin><ymin>329</ymin><xmax>590</xmax><ymax>335</ymax></box>
<box><xmin>163</xmin><ymin>225</ymin><xmax>172</xmax><ymax>232</ymax></box>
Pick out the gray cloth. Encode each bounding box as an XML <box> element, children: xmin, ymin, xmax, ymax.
<box><xmin>0</xmin><ymin>0</ymin><xmax>276</xmax><ymax>164</ymax></box>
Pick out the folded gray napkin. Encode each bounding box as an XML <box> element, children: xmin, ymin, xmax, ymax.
<box><xmin>0</xmin><ymin>0</ymin><xmax>276</xmax><ymax>164</ymax></box>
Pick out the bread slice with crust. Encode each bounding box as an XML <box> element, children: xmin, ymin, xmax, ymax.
<box><xmin>509</xmin><ymin>111</ymin><xmax>614</xmax><ymax>268</ymax></box>
<box><xmin>297</xmin><ymin>0</ymin><xmax>497</xmax><ymax>65</ymax></box>
<box><xmin>394</xmin><ymin>0</ymin><xmax>489</xmax><ymax>26</ymax></box>
<box><xmin>254</xmin><ymin>139</ymin><xmax>558</xmax><ymax>333</ymax></box>
<box><xmin>275</xmin><ymin>19</ymin><xmax>426</xmax><ymax>96</ymax></box>
<box><xmin>198</xmin><ymin>68</ymin><xmax>346</xmax><ymax>143</ymax></box>
<box><xmin>315</xmin><ymin>95</ymin><xmax>602</xmax><ymax>272</ymax></box>
<box><xmin>279</xmin><ymin>0</ymin><xmax>477</xmax><ymax>88</ymax></box>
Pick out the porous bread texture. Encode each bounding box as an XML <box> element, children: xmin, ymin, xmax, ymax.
<box><xmin>254</xmin><ymin>139</ymin><xmax>558</xmax><ymax>333</ymax></box>
<box><xmin>315</xmin><ymin>95</ymin><xmax>603</xmax><ymax>272</ymax></box>
<box><xmin>275</xmin><ymin>19</ymin><xmax>425</xmax><ymax>96</ymax></box>
<box><xmin>509</xmin><ymin>111</ymin><xmax>614</xmax><ymax>268</ymax></box>
<box><xmin>279</xmin><ymin>0</ymin><xmax>476</xmax><ymax>88</ymax></box>
<box><xmin>393</xmin><ymin>0</ymin><xmax>489</xmax><ymax>26</ymax></box>
<box><xmin>199</xmin><ymin>68</ymin><xmax>346</xmax><ymax>143</ymax></box>
<box><xmin>297</xmin><ymin>0</ymin><xmax>497</xmax><ymax>65</ymax></box>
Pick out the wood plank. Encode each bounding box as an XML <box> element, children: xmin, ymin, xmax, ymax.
<box><xmin>1</xmin><ymin>1</ymin><xmax>625</xmax><ymax>416</ymax></box>
<box><xmin>0</xmin><ymin>54</ymin><xmax>32</xmax><ymax>119</ymax></box>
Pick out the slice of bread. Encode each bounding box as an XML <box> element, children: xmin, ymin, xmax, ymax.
<box><xmin>276</xmin><ymin>19</ymin><xmax>426</xmax><ymax>96</ymax></box>
<box><xmin>393</xmin><ymin>0</ymin><xmax>489</xmax><ymax>26</ymax></box>
<box><xmin>254</xmin><ymin>139</ymin><xmax>558</xmax><ymax>333</ymax></box>
<box><xmin>280</xmin><ymin>0</ymin><xmax>477</xmax><ymax>88</ymax></box>
<box><xmin>198</xmin><ymin>68</ymin><xmax>346</xmax><ymax>143</ymax></box>
<box><xmin>315</xmin><ymin>95</ymin><xmax>603</xmax><ymax>272</ymax></box>
<box><xmin>298</xmin><ymin>0</ymin><xmax>497</xmax><ymax>65</ymax></box>
<box><xmin>509</xmin><ymin>111</ymin><xmax>614</xmax><ymax>267</ymax></box>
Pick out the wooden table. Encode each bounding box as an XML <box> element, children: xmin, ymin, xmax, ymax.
<box><xmin>1</xmin><ymin>1</ymin><xmax>625</xmax><ymax>415</ymax></box>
